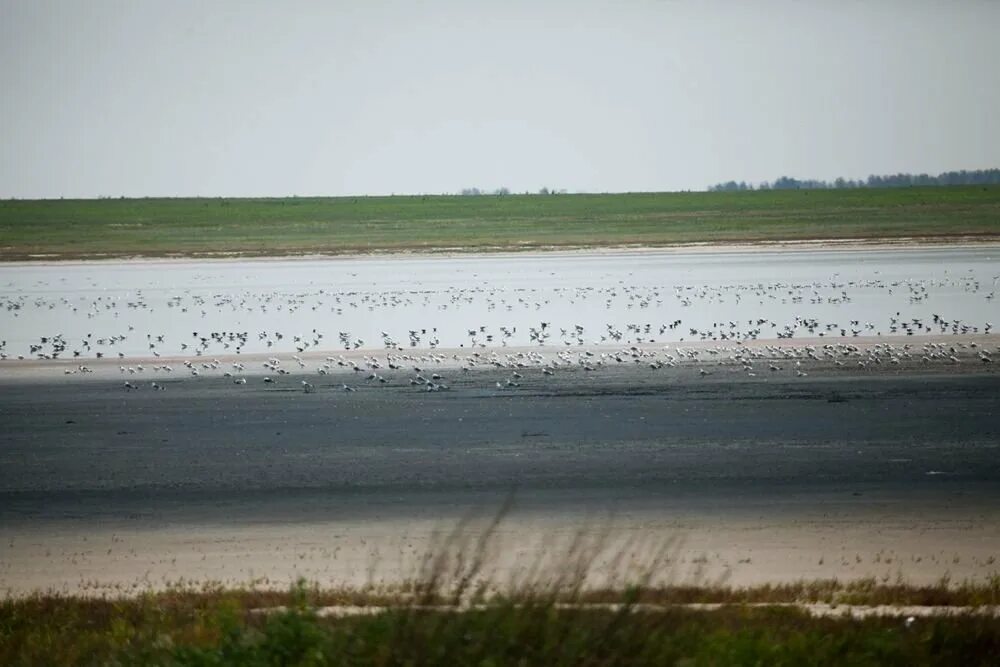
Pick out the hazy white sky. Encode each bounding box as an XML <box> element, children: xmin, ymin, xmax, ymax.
<box><xmin>2</xmin><ymin>1</ymin><xmax>998</xmax><ymax>198</ymax></box>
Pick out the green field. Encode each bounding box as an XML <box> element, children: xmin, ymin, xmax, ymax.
<box><xmin>1</xmin><ymin>186</ymin><xmax>999</xmax><ymax>260</ymax></box>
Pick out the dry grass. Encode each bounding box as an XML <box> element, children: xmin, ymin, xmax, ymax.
<box><xmin>4</xmin><ymin>579</ymin><xmax>1000</xmax><ymax>665</ymax></box>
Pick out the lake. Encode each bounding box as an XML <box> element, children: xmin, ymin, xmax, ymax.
<box><xmin>1</xmin><ymin>246</ymin><xmax>996</xmax><ymax>360</ymax></box>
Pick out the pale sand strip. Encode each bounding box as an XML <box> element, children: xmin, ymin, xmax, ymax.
<box><xmin>4</xmin><ymin>507</ymin><xmax>999</xmax><ymax>597</ymax></box>
<box><xmin>252</xmin><ymin>603</ymin><xmax>1000</xmax><ymax>619</ymax></box>
<box><xmin>7</xmin><ymin>237</ymin><xmax>1000</xmax><ymax>266</ymax></box>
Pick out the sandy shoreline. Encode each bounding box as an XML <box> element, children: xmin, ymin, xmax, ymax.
<box><xmin>2</xmin><ymin>352</ymin><xmax>998</xmax><ymax>596</ymax></box>
<box><xmin>4</xmin><ymin>236</ymin><xmax>999</xmax><ymax>267</ymax></box>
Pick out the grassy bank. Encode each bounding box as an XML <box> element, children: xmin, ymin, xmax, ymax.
<box><xmin>3</xmin><ymin>581</ymin><xmax>1000</xmax><ymax>665</ymax></box>
<box><xmin>1</xmin><ymin>186</ymin><xmax>998</xmax><ymax>260</ymax></box>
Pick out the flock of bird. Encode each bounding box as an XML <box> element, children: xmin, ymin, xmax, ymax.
<box><xmin>2</xmin><ymin>262</ymin><xmax>997</xmax><ymax>391</ymax></box>
<box><xmin>2</xmin><ymin>269</ymin><xmax>997</xmax><ymax>360</ymax></box>
<box><xmin>86</xmin><ymin>336</ymin><xmax>998</xmax><ymax>395</ymax></box>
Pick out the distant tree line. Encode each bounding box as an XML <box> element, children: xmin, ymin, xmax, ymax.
<box><xmin>708</xmin><ymin>168</ymin><xmax>1000</xmax><ymax>192</ymax></box>
<box><xmin>460</xmin><ymin>187</ymin><xmax>509</xmax><ymax>196</ymax></box>
<box><xmin>459</xmin><ymin>187</ymin><xmax>568</xmax><ymax>196</ymax></box>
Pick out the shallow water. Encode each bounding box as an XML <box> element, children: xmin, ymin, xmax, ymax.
<box><xmin>1</xmin><ymin>247</ymin><xmax>997</xmax><ymax>360</ymax></box>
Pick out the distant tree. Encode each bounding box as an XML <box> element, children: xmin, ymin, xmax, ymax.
<box><xmin>711</xmin><ymin>168</ymin><xmax>1000</xmax><ymax>192</ymax></box>
<box><xmin>771</xmin><ymin>176</ymin><xmax>801</xmax><ymax>190</ymax></box>
<box><xmin>708</xmin><ymin>180</ymin><xmax>743</xmax><ymax>192</ymax></box>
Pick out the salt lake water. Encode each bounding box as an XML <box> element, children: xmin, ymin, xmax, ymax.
<box><xmin>1</xmin><ymin>246</ymin><xmax>997</xmax><ymax>360</ymax></box>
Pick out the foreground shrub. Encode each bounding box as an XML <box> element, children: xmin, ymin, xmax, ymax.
<box><xmin>3</xmin><ymin>582</ymin><xmax>1000</xmax><ymax>666</ymax></box>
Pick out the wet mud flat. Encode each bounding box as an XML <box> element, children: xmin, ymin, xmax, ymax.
<box><xmin>1</xmin><ymin>356</ymin><xmax>999</xmax><ymax>594</ymax></box>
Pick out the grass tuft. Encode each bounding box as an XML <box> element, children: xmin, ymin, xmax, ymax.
<box><xmin>3</xmin><ymin>580</ymin><xmax>1000</xmax><ymax>665</ymax></box>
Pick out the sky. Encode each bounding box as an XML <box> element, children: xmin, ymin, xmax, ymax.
<box><xmin>1</xmin><ymin>0</ymin><xmax>998</xmax><ymax>198</ymax></box>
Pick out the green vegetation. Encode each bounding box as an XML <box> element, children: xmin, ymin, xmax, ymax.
<box><xmin>3</xmin><ymin>581</ymin><xmax>1000</xmax><ymax>665</ymax></box>
<box><xmin>1</xmin><ymin>186</ymin><xmax>998</xmax><ymax>260</ymax></box>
